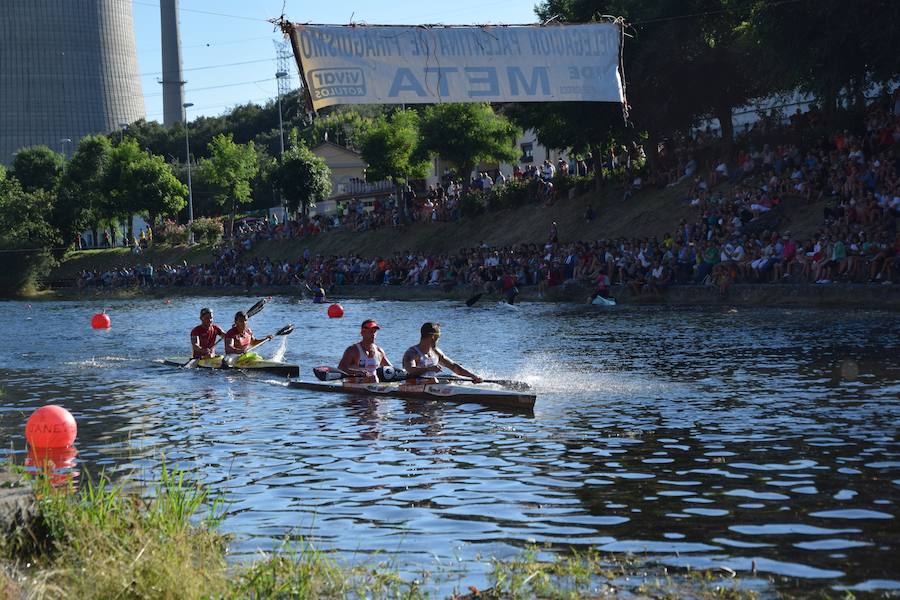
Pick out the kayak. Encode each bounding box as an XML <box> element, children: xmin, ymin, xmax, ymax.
<box><xmin>163</xmin><ymin>355</ymin><xmax>300</xmax><ymax>378</ymax></box>
<box><xmin>590</xmin><ymin>295</ymin><xmax>617</xmax><ymax>306</ymax></box>
<box><xmin>288</xmin><ymin>379</ymin><xmax>536</xmax><ymax>412</ymax></box>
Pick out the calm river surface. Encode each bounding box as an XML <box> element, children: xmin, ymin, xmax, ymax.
<box><xmin>1</xmin><ymin>298</ymin><xmax>898</xmax><ymax>596</ymax></box>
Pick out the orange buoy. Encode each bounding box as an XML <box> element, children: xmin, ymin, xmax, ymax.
<box><xmin>25</xmin><ymin>405</ymin><xmax>78</xmax><ymax>448</ymax></box>
<box><xmin>327</xmin><ymin>303</ymin><xmax>344</xmax><ymax>318</ymax></box>
<box><xmin>91</xmin><ymin>312</ymin><xmax>110</xmax><ymax>329</ymax></box>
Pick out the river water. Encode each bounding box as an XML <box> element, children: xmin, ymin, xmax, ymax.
<box><xmin>1</xmin><ymin>298</ymin><xmax>898</xmax><ymax>596</ymax></box>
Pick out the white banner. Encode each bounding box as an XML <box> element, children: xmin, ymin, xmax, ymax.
<box><xmin>288</xmin><ymin>23</ymin><xmax>624</xmax><ymax>111</ymax></box>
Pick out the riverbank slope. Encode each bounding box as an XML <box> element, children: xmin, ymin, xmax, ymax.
<box><xmin>32</xmin><ymin>178</ymin><xmax>899</xmax><ymax>310</ymax></box>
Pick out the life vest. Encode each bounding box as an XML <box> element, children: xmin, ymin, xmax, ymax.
<box><xmin>355</xmin><ymin>343</ymin><xmax>379</xmax><ymax>376</ymax></box>
<box><xmin>410</xmin><ymin>345</ymin><xmax>439</xmax><ymax>370</ymax></box>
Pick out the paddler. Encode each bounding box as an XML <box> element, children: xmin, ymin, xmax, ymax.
<box><xmin>190</xmin><ymin>307</ymin><xmax>225</xmax><ymax>359</ymax></box>
<box><xmin>338</xmin><ymin>319</ymin><xmax>392</xmax><ymax>382</ymax></box>
<box><xmin>312</xmin><ymin>279</ymin><xmax>326</xmax><ymax>304</ymax></box>
<box><xmin>402</xmin><ymin>322</ymin><xmax>483</xmax><ymax>383</ymax></box>
<box><xmin>224</xmin><ymin>311</ymin><xmax>271</xmax><ymax>355</ymax></box>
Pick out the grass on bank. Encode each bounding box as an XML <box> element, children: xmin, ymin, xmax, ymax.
<box><xmin>1</xmin><ymin>464</ymin><xmax>762</xmax><ymax>599</ymax></box>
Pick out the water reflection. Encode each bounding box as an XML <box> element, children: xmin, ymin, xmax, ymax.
<box><xmin>0</xmin><ymin>299</ymin><xmax>897</xmax><ymax>595</ymax></box>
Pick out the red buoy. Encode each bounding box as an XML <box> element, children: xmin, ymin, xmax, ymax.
<box><xmin>91</xmin><ymin>312</ymin><xmax>111</xmax><ymax>329</ymax></box>
<box><xmin>327</xmin><ymin>303</ymin><xmax>344</xmax><ymax>318</ymax></box>
<box><xmin>25</xmin><ymin>405</ymin><xmax>78</xmax><ymax>448</ymax></box>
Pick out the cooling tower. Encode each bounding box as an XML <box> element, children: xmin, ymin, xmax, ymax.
<box><xmin>0</xmin><ymin>0</ymin><xmax>146</xmax><ymax>164</ymax></box>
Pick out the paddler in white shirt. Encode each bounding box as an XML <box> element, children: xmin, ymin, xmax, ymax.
<box><xmin>338</xmin><ymin>319</ymin><xmax>392</xmax><ymax>382</ymax></box>
<box><xmin>402</xmin><ymin>322</ymin><xmax>483</xmax><ymax>384</ymax></box>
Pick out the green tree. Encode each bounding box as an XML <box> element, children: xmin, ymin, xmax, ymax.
<box><xmin>198</xmin><ymin>133</ymin><xmax>259</xmax><ymax>236</ymax></box>
<box><xmin>751</xmin><ymin>0</ymin><xmax>900</xmax><ymax>124</ymax></box>
<box><xmin>55</xmin><ymin>135</ymin><xmax>113</xmax><ymax>252</ymax></box>
<box><xmin>270</xmin><ymin>135</ymin><xmax>332</xmax><ymax>218</ymax></box>
<box><xmin>506</xmin><ymin>102</ymin><xmax>625</xmax><ymax>189</ymax></box>
<box><xmin>535</xmin><ymin>0</ymin><xmax>770</xmax><ymax>161</ymax></box>
<box><xmin>418</xmin><ymin>103</ymin><xmax>519</xmax><ymax>194</ymax></box>
<box><xmin>302</xmin><ymin>106</ymin><xmax>381</xmax><ymax>150</ymax></box>
<box><xmin>360</xmin><ymin>109</ymin><xmax>431</xmax><ymax>221</ymax></box>
<box><xmin>11</xmin><ymin>146</ymin><xmax>64</xmax><ymax>193</ymax></box>
<box><xmin>103</xmin><ymin>139</ymin><xmax>187</xmax><ymax>242</ymax></box>
<box><xmin>0</xmin><ymin>177</ymin><xmax>59</xmax><ymax>293</ymax></box>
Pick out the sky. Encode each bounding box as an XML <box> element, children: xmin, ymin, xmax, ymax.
<box><xmin>132</xmin><ymin>0</ymin><xmax>540</xmax><ymax>122</ymax></box>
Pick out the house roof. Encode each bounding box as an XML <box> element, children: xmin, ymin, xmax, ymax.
<box><xmin>310</xmin><ymin>140</ymin><xmax>362</xmax><ymax>158</ymax></box>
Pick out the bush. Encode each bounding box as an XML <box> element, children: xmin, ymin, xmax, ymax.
<box><xmin>552</xmin><ymin>173</ymin><xmax>594</xmax><ymax>198</ymax></box>
<box><xmin>190</xmin><ymin>217</ymin><xmax>223</xmax><ymax>245</ymax></box>
<box><xmin>460</xmin><ymin>191</ymin><xmax>487</xmax><ymax>217</ymax></box>
<box><xmin>490</xmin><ymin>179</ymin><xmax>535</xmax><ymax>210</ymax></box>
<box><xmin>157</xmin><ymin>220</ymin><xmax>189</xmax><ymax>246</ymax></box>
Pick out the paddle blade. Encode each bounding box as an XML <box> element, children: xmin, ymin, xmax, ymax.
<box><xmin>246</xmin><ymin>298</ymin><xmax>267</xmax><ymax>319</ymax></box>
<box><xmin>275</xmin><ymin>324</ymin><xmax>295</xmax><ymax>336</ymax></box>
<box><xmin>465</xmin><ymin>293</ymin><xmax>484</xmax><ymax>307</ymax></box>
<box><xmin>491</xmin><ymin>379</ymin><xmax>531</xmax><ymax>391</ymax></box>
<box><xmin>313</xmin><ymin>366</ymin><xmax>345</xmax><ymax>381</ymax></box>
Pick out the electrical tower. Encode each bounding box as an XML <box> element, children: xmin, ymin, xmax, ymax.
<box><xmin>274</xmin><ymin>40</ymin><xmax>292</xmax><ymax>98</ymax></box>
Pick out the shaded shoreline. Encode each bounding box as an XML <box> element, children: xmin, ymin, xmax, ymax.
<box><xmin>15</xmin><ymin>282</ymin><xmax>900</xmax><ymax>310</ymax></box>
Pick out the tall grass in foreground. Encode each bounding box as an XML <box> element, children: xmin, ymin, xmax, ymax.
<box><xmin>2</xmin><ymin>463</ymin><xmax>760</xmax><ymax>599</ymax></box>
<box><xmin>22</xmin><ymin>462</ymin><xmax>229</xmax><ymax>599</ymax></box>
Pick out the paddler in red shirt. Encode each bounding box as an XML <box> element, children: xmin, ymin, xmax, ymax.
<box><xmin>190</xmin><ymin>307</ymin><xmax>226</xmax><ymax>359</ymax></box>
<box><xmin>224</xmin><ymin>311</ymin><xmax>271</xmax><ymax>355</ymax></box>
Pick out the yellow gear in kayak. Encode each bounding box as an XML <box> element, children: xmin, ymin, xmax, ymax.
<box><xmin>234</xmin><ymin>352</ymin><xmax>262</xmax><ymax>365</ymax></box>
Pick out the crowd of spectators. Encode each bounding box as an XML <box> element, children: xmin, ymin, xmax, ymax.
<box><xmin>78</xmin><ymin>94</ymin><xmax>899</xmax><ymax>296</ymax></box>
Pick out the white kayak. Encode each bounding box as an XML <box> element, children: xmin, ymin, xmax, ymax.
<box><xmin>289</xmin><ymin>379</ymin><xmax>536</xmax><ymax>412</ymax></box>
<box><xmin>590</xmin><ymin>295</ymin><xmax>617</xmax><ymax>306</ymax></box>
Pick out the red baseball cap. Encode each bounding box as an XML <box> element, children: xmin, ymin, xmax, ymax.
<box><xmin>361</xmin><ymin>319</ymin><xmax>380</xmax><ymax>330</ymax></box>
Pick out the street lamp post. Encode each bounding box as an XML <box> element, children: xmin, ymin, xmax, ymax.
<box><xmin>59</xmin><ymin>138</ymin><xmax>72</xmax><ymax>160</ymax></box>
<box><xmin>183</xmin><ymin>102</ymin><xmax>195</xmax><ymax>244</ymax></box>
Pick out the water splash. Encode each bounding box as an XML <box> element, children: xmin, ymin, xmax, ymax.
<box><xmin>268</xmin><ymin>336</ymin><xmax>288</xmax><ymax>363</ymax></box>
<box><xmin>503</xmin><ymin>351</ymin><xmax>677</xmax><ymax>396</ymax></box>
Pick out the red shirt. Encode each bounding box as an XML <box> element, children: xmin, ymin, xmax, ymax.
<box><xmin>191</xmin><ymin>324</ymin><xmax>225</xmax><ymax>358</ymax></box>
<box><xmin>225</xmin><ymin>326</ymin><xmax>253</xmax><ymax>354</ymax></box>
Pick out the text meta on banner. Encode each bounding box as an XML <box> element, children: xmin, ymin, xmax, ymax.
<box><xmin>287</xmin><ymin>24</ymin><xmax>624</xmax><ymax>111</ymax></box>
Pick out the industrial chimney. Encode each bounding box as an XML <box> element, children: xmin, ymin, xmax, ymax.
<box><xmin>160</xmin><ymin>0</ymin><xmax>185</xmax><ymax>127</ymax></box>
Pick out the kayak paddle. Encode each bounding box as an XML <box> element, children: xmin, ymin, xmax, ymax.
<box><xmin>464</xmin><ymin>293</ymin><xmax>484</xmax><ymax>307</ymax></box>
<box><xmin>311</xmin><ymin>365</ymin><xmax>529</xmax><ymax>389</ymax></box>
<box><xmin>434</xmin><ymin>374</ymin><xmax>531</xmax><ymax>391</ymax></box>
<box><xmin>222</xmin><ymin>323</ymin><xmax>295</xmax><ymax>369</ymax></box>
<box><xmin>312</xmin><ymin>365</ymin><xmax>409</xmax><ymax>382</ymax></box>
<box><xmin>182</xmin><ymin>298</ymin><xmax>269</xmax><ymax>367</ymax></box>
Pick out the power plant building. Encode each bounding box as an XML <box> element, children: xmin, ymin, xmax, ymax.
<box><xmin>0</xmin><ymin>0</ymin><xmax>146</xmax><ymax>164</ymax></box>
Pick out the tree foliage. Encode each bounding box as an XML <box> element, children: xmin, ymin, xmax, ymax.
<box><xmin>11</xmin><ymin>146</ymin><xmax>64</xmax><ymax>194</ymax></box>
<box><xmin>269</xmin><ymin>135</ymin><xmax>332</xmax><ymax>217</ymax></box>
<box><xmin>360</xmin><ymin>109</ymin><xmax>431</xmax><ymax>220</ymax></box>
<box><xmin>198</xmin><ymin>134</ymin><xmax>259</xmax><ymax>234</ymax></box>
<box><xmin>418</xmin><ymin>103</ymin><xmax>519</xmax><ymax>190</ymax></box>
<box><xmin>0</xmin><ymin>177</ymin><xmax>59</xmax><ymax>293</ymax></box>
<box><xmin>54</xmin><ymin>135</ymin><xmax>113</xmax><ymax>251</ymax></box>
<box><xmin>362</xmin><ymin>109</ymin><xmax>430</xmax><ymax>184</ymax></box>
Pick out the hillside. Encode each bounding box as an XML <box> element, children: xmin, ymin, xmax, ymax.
<box><xmin>50</xmin><ymin>178</ymin><xmax>827</xmax><ymax>281</ymax></box>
